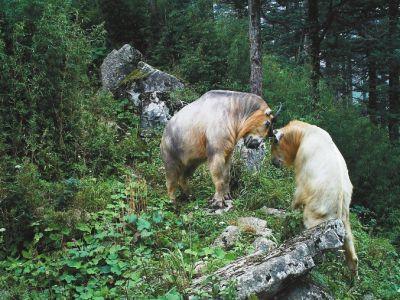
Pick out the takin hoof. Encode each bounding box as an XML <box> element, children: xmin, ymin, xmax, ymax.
<box><xmin>207</xmin><ymin>197</ymin><xmax>234</xmax><ymax>215</ymax></box>
<box><xmin>178</xmin><ymin>192</ymin><xmax>194</xmax><ymax>202</ymax></box>
<box><xmin>209</xmin><ymin>197</ymin><xmax>226</xmax><ymax>209</ymax></box>
<box><xmin>224</xmin><ymin>193</ymin><xmax>233</xmax><ymax>201</ymax></box>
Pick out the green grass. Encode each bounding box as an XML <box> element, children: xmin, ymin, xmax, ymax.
<box><xmin>0</xmin><ymin>137</ymin><xmax>399</xmax><ymax>299</ymax></box>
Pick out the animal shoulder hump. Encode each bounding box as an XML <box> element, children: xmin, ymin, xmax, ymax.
<box><xmin>205</xmin><ymin>90</ymin><xmax>262</xmax><ymax>101</ymax></box>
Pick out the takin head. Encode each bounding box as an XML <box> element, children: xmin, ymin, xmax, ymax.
<box><xmin>242</xmin><ymin>103</ymin><xmax>283</xmax><ymax>149</ymax></box>
<box><xmin>270</xmin><ymin>120</ymin><xmax>306</xmax><ymax>167</ymax></box>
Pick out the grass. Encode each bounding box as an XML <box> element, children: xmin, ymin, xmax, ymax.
<box><xmin>0</xmin><ymin>136</ymin><xmax>399</xmax><ymax>299</ymax></box>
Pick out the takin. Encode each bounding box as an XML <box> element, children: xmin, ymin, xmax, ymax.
<box><xmin>270</xmin><ymin>120</ymin><xmax>358</xmax><ymax>277</ymax></box>
<box><xmin>160</xmin><ymin>90</ymin><xmax>280</xmax><ymax>208</ymax></box>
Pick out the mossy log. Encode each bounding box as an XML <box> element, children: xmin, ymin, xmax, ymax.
<box><xmin>190</xmin><ymin>219</ymin><xmax>345</xmax><ymax>299</ymax></box>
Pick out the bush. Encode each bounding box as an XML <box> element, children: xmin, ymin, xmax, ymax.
<box><xmin>0</xmin><ymin>1</ymin><xmax>149</xmax><ymax>253</ymax></box>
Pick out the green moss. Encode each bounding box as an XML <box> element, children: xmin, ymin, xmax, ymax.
<box><xmin>120</xmin><ymin>68</ymin><xmax>152</xmax><ymax>86</ymax></box>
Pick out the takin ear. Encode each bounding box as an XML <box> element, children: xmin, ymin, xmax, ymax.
<box><xmin>264</xmin><ymin>108</ymin><xmax>273</xmax><ymax>116</ymax></box>
<box><xmin>273</xmin><ymin>129</ymin><xmax>284</xmax><ymax>143</ymax></box>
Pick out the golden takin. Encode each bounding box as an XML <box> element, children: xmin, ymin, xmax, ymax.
<box><xmin>270</xmin><ymin>120</ymin><xmax>358</xmax><ymax>277</ymax></box>
<box><xmin>161</xmin><ymin>90</ymin><xmax>280</xmax><ymax>208</ymax></box>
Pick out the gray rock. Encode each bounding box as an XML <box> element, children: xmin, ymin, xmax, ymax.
<box><xmin>253</xmin><ymin>237</ymin><xmax>277</xmax><ymax>253</ymax></box>
<box><xmin>136</xmin><ymin>62</ymin><xmax>184</xmax><ymax>93</ymax></box>
<box><xmin>212</xmin><ymin>225</ymin><xmax>240</xmax><ymax>249</ymax></box>
<box><xmin>100</xmin><ymin>44</ymin><xmax>185</xmax><ymax>135</ymax></box>
<box><xmin>127</xmin><ymin>89</ymin><xmax>141</xmax><ymax>108</ymax></box>
<box><xmin>100</xmin><ymin>44</ymin><xmax>143</xmax><ymax>92</ymax></box>
<box><xmin>237</xmin><ymin>217</ymin><xmax>272</xmax><ymax>237</ymax></box>
<box><xmin>205</xmin><ymin>200</ymin><xmax>234</xmax><ymax>215</ymax></box>
<box><xmin>261</xmin><ymin>207</ymin><xmax>286</xmax><ymax>218</ymax></box>
<box><xmin>273</xmin><ymin>281</ymin><xmax>334</xmax><ymax>300</ymax></box>
<box><xmin>236</xmin><ymin>139</ymin><xmax>266</xmax><ymax>171</ymax></box>
<box><xmin>122</xmin><ymin>61</ymin><xmax>184</xmax><ymax>107</ymax></box>
<box><xmin>140</xmin><ymin>92</ymin><xmax>171</xmax><ymax>136</ymax></box>
<box><xmin>190</xmin><ymin>219</ymin><xmax>346</xmax><ymax>299</ymax></box>
<box><xmin>194</xmin><ymin>261</ymin><xmax>207</xmax><ymax>277</ymax></box>
<box><xmin>362</xmin><ymin>293</ymin><xmax>375</xmax><ymax>300</ymax></box>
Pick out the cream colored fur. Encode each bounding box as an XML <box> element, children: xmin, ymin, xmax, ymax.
<box><xmin>271</xmin><ymin>120</ymin><xmax>358</xmax><ymax>277</ymax></box>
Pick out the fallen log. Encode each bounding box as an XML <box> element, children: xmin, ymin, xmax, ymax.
<box><xmin>190</xmin><ymin>219</ymin><xmax>345</xmax><ymax>299</ymax></box>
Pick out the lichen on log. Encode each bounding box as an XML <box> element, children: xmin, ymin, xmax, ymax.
<box><xmin>190</xmin><ymin>219</ymin><xmax>345</xmax><ymax>299</ymax></box>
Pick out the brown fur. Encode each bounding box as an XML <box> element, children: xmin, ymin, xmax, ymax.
<box><xmin>237</xmin><ymin>110</ymin><xmax>269</xmax><ymax>139</ymax></box>
<box><xmin>161</xmin><ymin>90</ymin><xmax>275</xmax><ymax>208</ymax></box>
<box><xmin>271</xmin><ymin>121</ymin><xmax>306</xmax><ymax>166</ymax></box>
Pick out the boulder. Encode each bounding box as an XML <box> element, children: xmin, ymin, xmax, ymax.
<box><xmin>237</xmin><ymin>217</ymin><xmax>272</xmax><ymax>237</ymax></box>
<box><xmin>140</xmin><ymin>92</ymin><xmax>171</xmax><ymax>136</ymax></box>
<box><xmin>212</xmin><ymin>225</ymin><xmax>240</xmax><ymax>249</ymax></box>
<box><xmin>252</xmin><ymin>237</ymin><xmax>277</xmax><ymax>253</ymax></box>
<box><xmin>100</xmin><ymin>44</ymin><xmax>185</xmax><ymax>136</ymax></box>
<box><xmin>261</xmin><ymin>207</ymin><xmax>286</xmax><ymax>218</ymax></box>
<box><xmin>114</xmin><ymin>59</ymin><xmax>184</xmax><ymax>107</ymax></box>
<box><xmin>194</xmin><ymin>260</ymin><xmax>207</xmax><ymax>277</ymax></box>
<box><xmin>205</xmin><ymin>200</ymin><xmax>234</xmax><ymax>215</ymax></box>
<box><xmin>236</xmin><ymin>139</ymin><xmax>266</xmax><ymax>171</ymax></box>
<box><xmin>134</xmin><ymin>61</ymin><xmax>184</xmax><ymax>93</ymax></box>
<box><xmin>190</xmin><ymin>219</ymin><xmax>345</xmax><ymax>299</ymax></box>
<box><xmin>101</xmin><ymin>44</ymin><xmax>143</xmax><ymax>92</ymax></box>
<box><xmin>362</xmin><ymin>294</ymin><xmax>375</xmax><ymax>300</ymax></box>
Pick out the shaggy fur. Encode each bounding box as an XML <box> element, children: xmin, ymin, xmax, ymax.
<box><xmin>271</xmin><ymin>120</ymin><xmax>358</xmax><ymax>277</ymax></box>
<box><xmin>161</xmin><ymin>90</ymin><xmax>275</xmax><ymax>208</ymax></box>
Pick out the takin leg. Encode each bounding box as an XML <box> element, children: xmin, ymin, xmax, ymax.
<box><xmin>223</xmin><ymin>156</ymin><xmax>233</xmax><ymax>201</ymax></box>
<box><xmin>292</xmin><ymin>189</ymin><xmax>304</xmax><ymax>209</ymax></box>
<box><xmin>178</xmin><ymin>161</ymin><xmax>201</xmax><ymax>201</ymax></box>
<box><xmin>164</xmin><ymin>162</ymin><xmax>181</xmax><ymax>206</ymax></box>
<box><xmin>303</xmin><ymin>205</ymin><xmax>329</xmax><ymax>229</ymax></box>
<box><xmin>208</xmin><ymin>153</ymin><xmax>231</xmax><ymax>208</ymax></box>
<box><xmin>343</xmin><ymin>211</ymin><xmax>359</xmax><ymax>278</ymax></box>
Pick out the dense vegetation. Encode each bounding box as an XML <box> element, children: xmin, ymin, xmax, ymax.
<box><xmin>0</xmin><ymin>0</ymin><xmax>399</xmax><ymax>298</ymax></box>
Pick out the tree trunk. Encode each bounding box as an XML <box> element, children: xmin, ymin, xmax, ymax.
<box><xmin>345</xmin><ymin>55</ymin><xmax>352</xmax><ymax>106</ymax></box>
<box><xmin>308</xmin><ymin>0</ymin><xmax>320</xmax><ymax>106</ymax></box>
<box><xmin>388</xmin><ymin>0</ymin><xmax>399</xmax><ymax>141</ymax></box>
<box><xmin>249</xmin><ymin>0</ymin><xmax>263</xmax><ymax>97</ymax></box>
<box><xmin>190</xmin><ymin>219</ymin><xmax>345</xmax><ymax>299</ymax></box>
<box><xmin>368</xmin><ymin>56</ymin><xmax>378</xmax><ymax>124</ymax></box>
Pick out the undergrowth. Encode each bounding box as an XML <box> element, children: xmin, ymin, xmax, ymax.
<box><xmin>1</xmin><ymin>138</ymin><xmax>399</xmax><ymax>299</ymax></box>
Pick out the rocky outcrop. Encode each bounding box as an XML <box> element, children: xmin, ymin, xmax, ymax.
<box><xmin>253</xmin><ymin>236</ymin><xmax>277</xmax><ymax>252</ymax></box>
<box><xmin>190</xmin><ymin>219</ymin><xmax>345</xmax><ymax>299</ymax></box>
<box><xmin>212</xmin><ymin>217</ymin><xmax>274</xmax><ymax>251</ymax></box>
<box><xmin>205</xmin><ymin>199</ymin><xmax>234</xmax><ymax>215</ymax></box>
<box><xmin>236</xmin><ymin>139</ymin><xmax>267</xmax><ymax>171</ymax></box>
<box><xmin>100</xmin><ymin>44</ymin><xmax>184</xmax><ymax>135</ymax></box>
<box><xmin>129</xmin><ymin>61</ymin><xmax>184</xmax><ymax>94</ymax></box>
<box><xmin>237</xmin><ymin>216</ymin><xmax>272</xmax><ymax>237</ymax></box>
<box><xmin>140</xmin><ymin>92</ymin><xmax>171</xmax><ymax>136</ymax></box>
<box><xmin>101</xmin><ymin>44</ymin><xmax>143</xmax><ymax>92</ymax></box>
<box><xmin>193</xmin><ymin>260</ymin><xmax>207</xmax><ymax>277</ymax></box>
<box><xmin>261</xmin><ymin>207</ymin><xmax>286</xmax><ymax>218</ymax></box>
<box><xmin>212</xmin><ymin>225</ymin><xmax>240</xmax><ymax>249</ymax></box>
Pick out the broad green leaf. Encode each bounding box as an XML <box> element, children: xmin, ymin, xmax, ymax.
<box><xmin>137</xmin><ymin>218</ymin><xmax>151</xmax><ymax>231</ymax></box>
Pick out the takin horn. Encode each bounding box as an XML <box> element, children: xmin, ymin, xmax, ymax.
<box><xmin>267</xmin><ymin>103</ymin><xmax>283</xmax><ymax>137</ymax></box>
<box><xmin>272</xmin><ymin>102</ymin><xmax>283</xmax><ymax>123</ymax></box>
